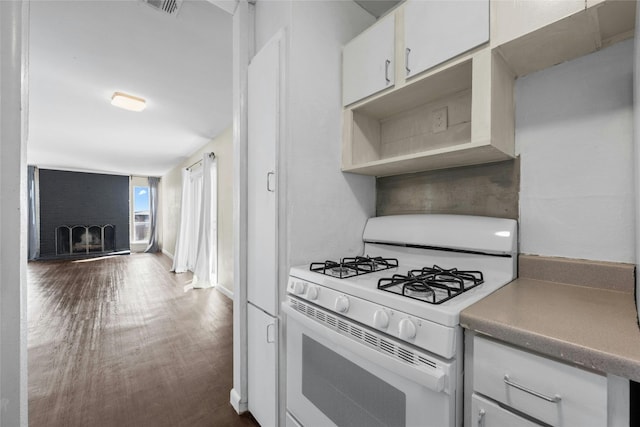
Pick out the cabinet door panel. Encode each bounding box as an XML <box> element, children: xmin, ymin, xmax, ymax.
<box><xmin>248</xmin><ymin>304</ymin><xmax>277</xmax><ymax>427</ymax></box>
<box><xmin>342</xmin><ymin>13</ymin><xmax>395</xmax><ymax>106</ymax></box>
<box><xmin>247</xmin><ymin>34</ymin><xmax>279</xmax><ymax>315</ymax></box>
<box><xmin>405</xmin><ymin>0</ymin><xmax>489</xmax><ymax>78</ymax></box>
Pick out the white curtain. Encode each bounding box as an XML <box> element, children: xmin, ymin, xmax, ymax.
<box><xmin>27</xmin><ymin>165</ymin><xmax>40</xmax><ymax>260</ymax></box>
<box><xmin>187</xmin><ymin>168</ymin><xmax>203</xmax><ymax>270</ymax></box>
<box><xmin>192</xmin><ymin>154</ymin><xmax>217</xmax><ymax>288</ymax></box>
<box><xmin>171</xmin><ymin>153</ymin><xmax>217</xmax><ymax>289</ymax></box>
<box><xmin>145</xmin><ymin>176</ymin><xmax>160</xmax><ymax>253</ymax></box>
<box><xmin>171</xmin><ymin>168</ymin><xmax>192</xmax><ymax>273</ymax></box>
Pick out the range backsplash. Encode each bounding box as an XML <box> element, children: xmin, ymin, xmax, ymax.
<box><xmin>376</xmin><ymin>158</ymin><xmax>519</xmax><ymax>219</ymax></box>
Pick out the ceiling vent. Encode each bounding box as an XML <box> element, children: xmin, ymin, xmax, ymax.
<box><xmin>143</xmin><ymin>0</ymin><xmax>183</xmax><ymax>16</ymax></box>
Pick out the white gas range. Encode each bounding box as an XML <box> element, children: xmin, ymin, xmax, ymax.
<box><xmin>283</xmin><ymin>214</ymin><xmax>517</xmax><ymax>427</ymax></box>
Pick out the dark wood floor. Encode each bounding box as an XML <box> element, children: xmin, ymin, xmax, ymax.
<box><xmin>28</xmin><ymin>253</ymin><xmax>258</xmax><ymax>427</ymax></box>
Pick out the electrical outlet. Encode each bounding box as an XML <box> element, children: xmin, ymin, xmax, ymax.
<box><xmin>432</xmin><ymin>106</ymin><xmax>448</xmax><ymax>134</ymax></box>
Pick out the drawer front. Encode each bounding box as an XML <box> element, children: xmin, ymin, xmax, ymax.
<box><xmin>473</xmin><ymin>336</ymin><xmax>607</xmax><ymax>426</ymax></box>
<box><xmin>471</xmin><ymin>393</ymin><xmax>542</xmax><ymax>427</ymax></box>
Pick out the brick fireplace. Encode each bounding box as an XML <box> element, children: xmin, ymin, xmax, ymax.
<box><xmin>38</xmin><ymin>169</ymin><xmax>130</xmax><ymax>259</ymax></box>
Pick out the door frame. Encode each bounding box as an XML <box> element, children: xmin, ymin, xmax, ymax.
<box><xmin>0</xmin><ymin>0</ymin><xmax>29</xmax><ymax>425</ymax></box>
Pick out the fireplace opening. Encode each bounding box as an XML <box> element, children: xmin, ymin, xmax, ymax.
<box><xmin>56</xmin><ymin>225</ymin><xmax>116</xmax><ymax>256</ymax></box>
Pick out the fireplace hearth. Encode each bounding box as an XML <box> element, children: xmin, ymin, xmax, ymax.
<box><xmin>56</xmin><ymin>225</ymin><xmax>116</xmax><ymax>256</ymax></box>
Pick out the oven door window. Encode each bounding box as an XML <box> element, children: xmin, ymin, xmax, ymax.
<box><xmin>302</xmin><ymin>334</ymin><xmax>405</xmax><ymax>427</ymax></box>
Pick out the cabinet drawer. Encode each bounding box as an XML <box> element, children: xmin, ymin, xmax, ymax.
<box><xmin>473</xmin><ymin>336</ymin><xmax>607</xmax><ymax>426</ymax></box>
<box><xmin>471</xmin><ymin>393</ymin><xmax>541</xmax><ymax>427</ymax></box>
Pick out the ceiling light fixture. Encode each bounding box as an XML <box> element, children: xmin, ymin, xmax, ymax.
<box><xmin>111</xmin><ymin>92</ymin><xmax>146</xmax><ymax>112</ymax></box>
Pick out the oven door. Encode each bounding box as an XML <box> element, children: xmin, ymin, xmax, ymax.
<box><xmin>283</xmin><ymin>299</ymin><xmax>457</xmax><ymax>427</ymax></box>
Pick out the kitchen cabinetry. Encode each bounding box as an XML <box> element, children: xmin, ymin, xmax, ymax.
<box><xmin>342</xmin><ymin>12</ymin><xmax>395</xmax><ymax>106</ymax></box>
<box><xmin>493</xmin><ymin>0</ymin><xmax>636</xmax><ymax>76</ymax></box>
<box><xmin>342</xmin><ymin>47</ymin><xmax>514</xmax><ymax>177</ymax></box>
<box><xmin>343</xmin><ymin>0</ymin><xmax>490</xmax><ymax>106</ymax></box>
<box><xmin>472</xmin><ymin>335</ymin><xmax>608</xmax><ymax>426</ymax></box>
<box><xmin>247</xmin><ymin>32</ymin><xmax>279</xmax><ymax>317</ymax></box>
<box><xmin>340</xmin><ymin>0</ymin><xmax>635</xmax><ymax>177</ymax></box>
<box><xmin>341</xmin><ymin>0</ymin><xmax>510</xmax><ymax>177</ymax></box>
<box><xmin>247</xmin><ymin>304</ymin><xmax>278</xmax><ymax>426</ymax></box>
<box><xmin>404</xmin><ymin>0</ymin><xmax>488</xmax><ymax>80</ymax></box>
<box><xmin>472</xmin><ymin>394</ymin><xmax>541</xmax><ymax>427</ymax></box>
<box><xmin>247</xmin><ymin>31</ymin><xmax>281</xmax><ymax>427</ymax></box>
<box><xmin>490</xmin><ymin>0</ymin><xmax>584</xmax><ymax>48</ymax></box>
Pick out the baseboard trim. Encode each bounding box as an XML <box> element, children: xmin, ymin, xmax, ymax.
<box><xmin>216</xmin><ymin>284</ymin><xmax>234</xmax><ymax>300</ymax></box>
<box><xmin>230</xmin><ymin>388</ymin><xmax>247</xmax><ymax>414</ymax></box>
<box><xmin>161</xmin><ymin>249</ymin><xmax>174</xmax><ymax>260</ymax></box>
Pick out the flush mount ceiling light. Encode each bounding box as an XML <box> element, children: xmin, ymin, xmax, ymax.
<box><xmin>111</xmin><ymin>92</ymin><xmax>146</xmax><ymax>112</ymax></box>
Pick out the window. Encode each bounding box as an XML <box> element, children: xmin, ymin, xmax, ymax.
<box><xmin>132</xmin><ymin>185</ymin><xmax>150</xmax><ymax>243</ymax></box>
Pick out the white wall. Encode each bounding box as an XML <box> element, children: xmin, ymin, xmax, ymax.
<box><xmin>161</xmin><ymin>126</ymin><xmax>234</xmax><ymax>295</ymax></box>
<box><xmin>254</xmin><ymin>0</ymin><xmax>377</xmax><ymax>277</ymax></box>
<box><xmin>285</xmin><ymin>1</ymin><xmax>376</xmax><ymax>268</ymax></box>
<box><xmin>516</xmin><ymin>39</ymin><xmax>635</xmax><ymax>264</ymax></box>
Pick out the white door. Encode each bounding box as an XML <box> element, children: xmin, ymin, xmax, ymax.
<box><xmin>342</xmin><ymin>12</ymin><xmax>395</xmax><ymax>106</ymax></box>
<box><xmin>248</xmin><ymin>303</ymin><xmax>278</xmax><ymax>427</ymax></box>
<box><xmin>247</xmin><ymin>33</ymin><xmax>280</xmax><ymax>316</ymax></box>
<box><xmin>404</xmin><ymin>0</ymin><xmax>489</xmax><ymax>79</ymax></box>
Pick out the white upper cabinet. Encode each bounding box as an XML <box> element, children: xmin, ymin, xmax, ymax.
<box><xmin>491</xmin><ymin>0</ymin><xmax>635</xmax><ymax>77</ymax></box>
<box><xmin>491</xmin><ymin>0</ymin><xmax>584</xmax><ymax>47</ymax></box>
<box><xmin>404</xmin><ymin>0</ymin><xmax>489</xmax><ymax>79</ymax></box>
<box><xmin>342</xmin><ymin>13</ymin><xmax>395</xmax><ymax>106</ymax></box>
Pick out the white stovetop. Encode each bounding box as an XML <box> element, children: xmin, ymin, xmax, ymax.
<box><xmin>289</xmin><ymin>244</ymin><xmax>516</xmax><ymax>328</ymax></box>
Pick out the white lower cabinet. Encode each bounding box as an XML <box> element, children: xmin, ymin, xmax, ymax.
<box><xmin>248</xmin><ymin>303</ymin><xmax>278</xmax><ymax>427</ymax></box>
<box><xmin>472</xmin><ymin>393</ymin><xmax>541</xmax><ymax>427</ymax></box>
<box><xmin>472</xmin><ymin>335</ymin><xmax>607</xmax><ymax>427</ymax></box>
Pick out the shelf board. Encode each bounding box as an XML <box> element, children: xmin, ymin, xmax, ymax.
<box><xmin>353</xmin><ymin>58</ymin><xmax>472</xmax><ymax>119</ymax></box>
<box><xmin>342</xmin><ymin>138</ymin><xmax>513</xmax><ymax>177</ymax></box>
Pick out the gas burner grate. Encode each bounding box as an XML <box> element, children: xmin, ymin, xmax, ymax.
<box><xmin>310</xmin><ymin>256</ymin><xmax>398</xmax><ymax>278</ymax></box>
<box><xmin>377</xmin><ymin>265</ymin><xmax>484</xmax><ymax>304</ymax></box>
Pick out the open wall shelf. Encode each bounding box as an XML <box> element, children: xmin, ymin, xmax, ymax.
<box><xmin>342</xmin><ymin>48</ymin><xmax>515</xmax><ymax>177</ymax></box>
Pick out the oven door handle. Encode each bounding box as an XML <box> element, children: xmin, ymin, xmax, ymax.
<box><xmin>283</xmin><ymin>303</ymin><xmax>446</xmax><ymax>393</ymax></box>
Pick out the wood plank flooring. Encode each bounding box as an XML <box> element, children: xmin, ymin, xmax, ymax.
<box><xmin>28</xmin><ymin>253</ymin><xmax>258</xmax><ymax>427</ymax></box>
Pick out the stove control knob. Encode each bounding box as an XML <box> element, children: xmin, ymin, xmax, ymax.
<box><xmin>373</xmin><ymin>310</ymin><xmax>389</xmax><ymax>329</ymax></box>
<box><xmin>293</xmin><ymin>281</ymin><xmax>306</xmax><ymax>295</ymax></box>
<box><xmin>335</xmin><ymin>296</ymin><xmax>350</xmax><ymax>313</ymax></box>
<box><xmin>307</xmin><ymin>286</ymin><xmax>319</xmax><ymax>300</ymax></box>
<box><xmin>398</xmin><ymin>318</ymin><xmax>417</xmax><ymax>340</ymax></box>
